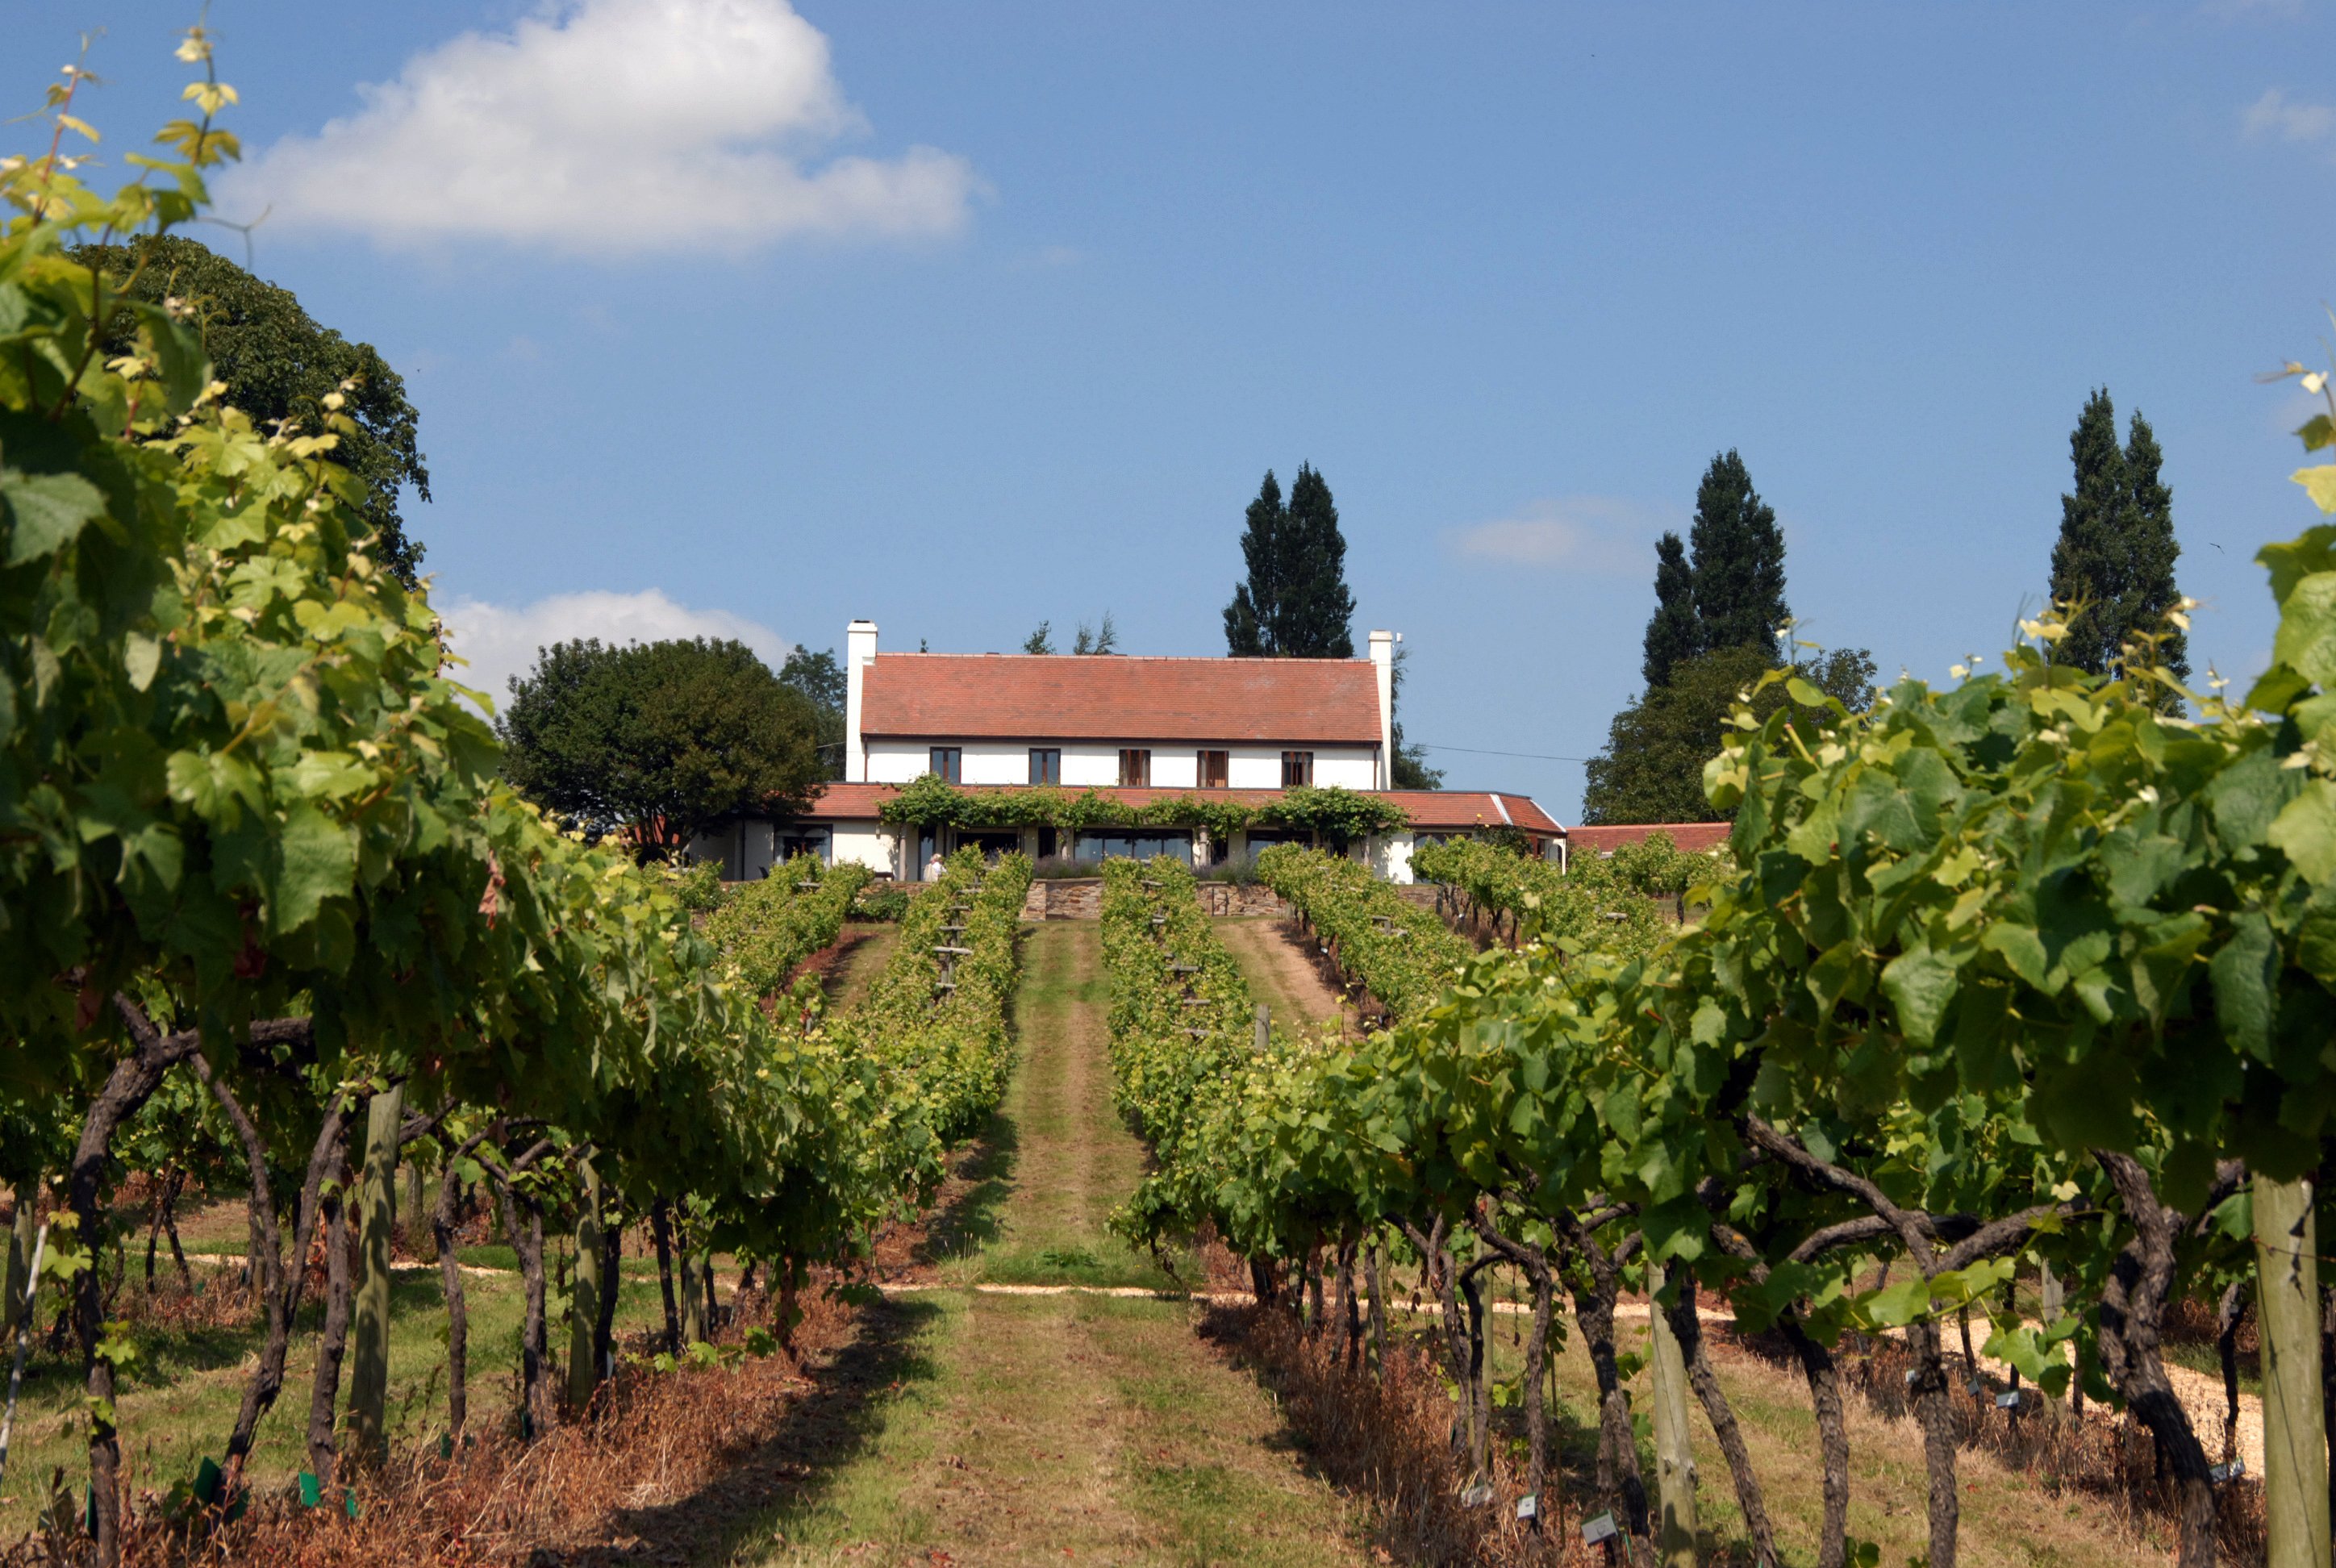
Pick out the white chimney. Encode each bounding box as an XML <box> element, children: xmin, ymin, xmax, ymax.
<box><xmin>1367</xmin><ymin>629</ymin><xmax>1395</xmax><ymax>790</ymax></box>
<box><xmin>845</xmin><ymin>619</ymin><xmax>878</xmax><ymax>782</ymax></box>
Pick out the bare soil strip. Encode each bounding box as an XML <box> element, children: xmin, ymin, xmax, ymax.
<box><xmin>1213</xmin><ymin>915</ymin><xmax>1356</xmax><ymax>1036</ymax></box>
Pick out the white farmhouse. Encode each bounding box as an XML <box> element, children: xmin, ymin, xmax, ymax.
<box><xmin>692</xmin><ymin>620</ymin><xmax>1564</xmax><ymax>882</ymax></box>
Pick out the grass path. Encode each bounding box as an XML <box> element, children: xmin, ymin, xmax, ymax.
<box><xmin>821</xmin><ymin>920</ymin><xmax>900</xmax><ymax>1009</ymax></box>
<box><xmin>740</xmin><ymin>921</ymin><xmax>1371</xmax><ymax>1568</ymax></box>
<box><xmin>1214</xmin><ymin>917</ymin><xmax>1353</xmax><ymax>1036</ymax></box>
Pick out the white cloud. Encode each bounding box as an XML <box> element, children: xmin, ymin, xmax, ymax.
<box><xmin>439</xmin><ymin>588</ymin><xmax>791</xmax><ymax>715</ymax></box>
<box><xmin>218</xmin><ymin>0</ymin><xmax>979</xmax><ymax>256</ymax></box>
<box><xmin>2242</xmin><ymin>87</ymin><xmax>2336</xmax><ymax>144</ymax></box>
<box><xmin>1444</xmin><ymin>496</ymin><xmax>1674</xmax><ymax>572</ymax></box>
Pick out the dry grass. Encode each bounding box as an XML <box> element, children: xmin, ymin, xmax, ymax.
<box><xmin>1820</xmin><ymin>1330</ymin><xmax>2267</xmax><ymax>1564</ymax></box>
<box><xmin>0</xmin><ymin>1282</ymin><xmax>872</xmax><ymax>1568</ymax></box>
<box><xmin>1205</xmin><ymin>1304</ymin><xmax>1597</xmax><ymax>1567</ymax></box>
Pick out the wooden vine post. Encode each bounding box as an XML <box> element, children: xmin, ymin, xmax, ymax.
<box><xmin>346</xmin><ymin>1083</ymin><xmax>403</xmax><ymax>1467</ymax></box>
<box><xmin>2253</xmin><ymin>1174</ymin><xmax>2329</xmax><ymax>1568</ymax></box>
<box><xmin>569</xmin><ymin>1159</ymin><xmax>604</xmax><ymax>1410</ymax></box>
<box><xmin>2</xmin><ymin>1183</ymin><xmax>35</xmax><ymax>1337</ymax></box>
<box><xmin>681</xmin><ymin>1246</ymin><xmax>707</xmax><ymax>1344</ymax></box>
<box><xmin>1650</xmin><ymin>1266</ymin><xmax>1700</xmax><ymax>1567</ymax></box>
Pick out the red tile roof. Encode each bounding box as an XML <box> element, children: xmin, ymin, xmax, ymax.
<box><xmin>1564</xmin><ymin>822</ymin><xmax>1732</xmax><ymax>856</ymax></box>
<box><xmin>859</xmin><ymin>653</ymin><xmax>1383</xmax><ymax>744</ymax></box>
<box><xmin>794</xmin><ymin>782</ymin><xmax>906</xmax><ymax>821</ymax></box>
<box><xmin>1392</xmin><ymin>791</ymin><xmax>1563</xmax><ymax>836</ymax></box>
<box><xmin>792</xmin><ymin>782</ymin><xmax>1561</xmax><ymax>836</ymax></box>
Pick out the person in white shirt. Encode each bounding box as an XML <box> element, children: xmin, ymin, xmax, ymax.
<box><xmin>922</xmin><ymin>852</ymin><xmax>945</xmax><ymax>882</ymax></box>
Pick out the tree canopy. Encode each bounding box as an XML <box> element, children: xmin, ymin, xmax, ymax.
<box><xmin>1579</xmin><ymin>644</ymin><xmax>1875</xmax><ymax>824</ymax></box>
<box><xmin>1072</xmin><ymin>611</ymin><xmax>1119</xmax><ymax>654</ymax></box>
<box><xmin>1389</xmin><ymin>644</ymin><xmax>1443</xmax><ymax>789</ymax></box>
<box><xmin>1224</xmin><ymin>465</ymin><xmax>1356</xmax><ymax>657</ymax></box>
<box><xmin>74</xmin><ymin>235</ymin><xmax>431</xmax><ymax>585</ymax></box>
<box><xmin>1603</xmin><ymin>451</ymin><xmax>1862</xmax><ymax>822</ymax></box>
<box><xmin>1687</xmin><ymin>448</ymin><xmax>1789</xmax><ymax>660</ymax></box>
<box><xmin>499</xmin><ymin>638</ymin><xmax>826</xmax><ymax>849</ymax></box>
<box><xmin>2048</xmin><ymin>388</ymin><xmax>2188</xmax><ymax>687</ymax></box>
<box><xmin>778</xmin><ymin>646</ymin><xmax>847</xmax><ymax>779</ymax></box>
<box><xmin>1633</xmin><ymin>452</ymin><xmax>1791</xmax><ymax>693</ymax></box>
<box><xmin>1640</xmin><ymin>529</ymin><xmax>1699</xmax><ymax>687</ymax></box>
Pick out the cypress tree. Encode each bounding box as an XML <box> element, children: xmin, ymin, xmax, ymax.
<box><xmin>1223</xmin><ymin>471</ymin><xmax>1283</xmax><ymax>657</ymax></box>
<box><xmin>2048</xmin><ymin>389</ymin><xmax>2130</xmax><ymax>676</ymax></box>
<box><xmin>2046</xmin><ymin>390</ymin><xmax>2186</xmax><ymax>686</ymax></box>
<box><xmin>1279</xmin><ymin>464</ymin><xmax>1356</xmax><ymax>657</ymax></box>
<box><xmin>1223</xmin><ymin>465</ymin><xmax>1356</xmax><ymax>657</ymax></box>
<box><xmin>1688</xmin><ymin>451</ymin><xmax>1788</xmax><ymax>658</ymax></box>
<box><xmin>1641</xmin><ymin>531</ymin><xmax>1700</xmax><ymax>688</ymax></box>
<box><xmin>2121</xmin><ymin>411</ymin><xmax>2189</xmax><ymax>684</ymax></box>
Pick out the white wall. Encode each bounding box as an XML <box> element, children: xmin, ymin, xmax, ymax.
<box><xmin>687</xmin><ymin>819</ymin><xmax>778</xmax><ymax>881</ymax></box>
<box><xmin>1374</xmin><ymin>831</ymin><xmax>1417</xmax><ymax>884</ymax></box>
<box><xmin>1224</xmin><ymin>745</ymin><xmax>1375</xmax><ymax>789</ymax></box>
<box><xmin>832</xmin><ymin>819</ymin><xmax>901</xmax><ymax>877</ymax></box>
<box><xmin>1368</xmin><ymin>631</ymin><xmax>1395</xmax><ymax>790</ymax></box>
<box><xmin>866</xmin><ymin>739</ymin><xmax>1377</xmax><ymax>790</ymax></box>
<box><xmin>845</xmin><ymin>620</ymin><xmax>878</xmax><ymax>782</ymax></box>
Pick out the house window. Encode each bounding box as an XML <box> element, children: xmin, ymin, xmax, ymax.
<box><xmin>960</xmin><ymin>829</ymin><xmax>1022</xmax><ymax>862</ymax></box>
<box><xmin>777</xmin><ymin>828</ymin><xmax>831</xmax><ymax>866</ymax></box>
<box><xmin>1119</xmin><ymin>749</ymin><xmax>1151</xmax><ymax>786</ymax></box>
<box><xmin>1281</xmin><ymin>750</ymin><xmax>1314</xmax><ymax>787</ymax></box>
<box><xmin>929</xmin><ymin>747</ymin><xmax>962</xmax><ymax>783</ymax></box>
<box><xmin>1029</xmin><ymin>748</ymin><xmax>1062</xmax><ymax>786</ymax></box>
<box><xmin>1074</xmin><ymin>829</ymin><xmax>1193</xmax><ymax>865</ymax></box>
<box><xmin>1197</xmin><ymin>749</ymin><xmax>1228</xmax><ymax>789</ymax></box>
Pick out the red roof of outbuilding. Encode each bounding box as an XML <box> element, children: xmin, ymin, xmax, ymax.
<box><xmin>1393</xmin><ymin>791</ymin><xmax>1563</xmax><ymax>836</ymax></box>
<box><xmin>1564</xmin><ymin>822</ymin><xmax>1732</xmax><ymax>855</ymax></box>
<box><xmin>790</xmin><ymin>782</ymin><xmax>1562</xmax><ymax>836</ymax></box>
<box><xmin>859</xmin><ymin>653</ymin><xmax>1383</xmax><ymax>744</ymax></box>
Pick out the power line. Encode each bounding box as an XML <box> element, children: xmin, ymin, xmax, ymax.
<box><xmin>1416</xmin><ymin>742</ymin><xmax>1594</xmax><ymax>765</ymax></box>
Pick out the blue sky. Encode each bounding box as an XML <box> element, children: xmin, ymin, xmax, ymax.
<box><xmin>10</xmin><ymin>0</ymin><xmax>2336</xmax><ymax>818</ymax></box>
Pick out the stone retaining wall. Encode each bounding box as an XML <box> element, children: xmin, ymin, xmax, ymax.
<box><xmin>1019</xmin><ymin>877</ymin><xmax>1291</xmax><ymax>921</ymax></box>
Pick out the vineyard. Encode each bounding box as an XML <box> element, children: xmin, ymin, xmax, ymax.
<box><xmin>0</xmin><ymin>56</ymin><xmax>1042</xmax><ymax>1559</ymax></box>
<box><xmin>1091</xmin><ymin>468</ymin><xmax>2336</xmax><ymax>1566</ymax></box>
<box><xmin>12</xmin><ymin>28</ymin><xmax>2336</xmax><ymax>1568</ymax></box>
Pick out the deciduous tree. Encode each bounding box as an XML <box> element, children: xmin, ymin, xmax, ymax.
<box><xmin>779</xmin><ymin>646</ymin><xmax>846</xmax><ymax>778</ymax></box>
<box><xmin>75</xmin><ymin>235</ymin><xmax>431</xmax><ymax>585</ymax></box>
<box><xmin>1581</xmin><ymin>644</ymin><xmax>1874</xmax><ymax>824</ymax></box>
<box><xmin>499</xmin><ymin>639</ymin><xmax>825</xmax><ymax>849</ymax></box>
<box><xmin>1390</xmin><ymin>644</ymin><xmax>1443</xmax><ymax>789</ymax></box>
